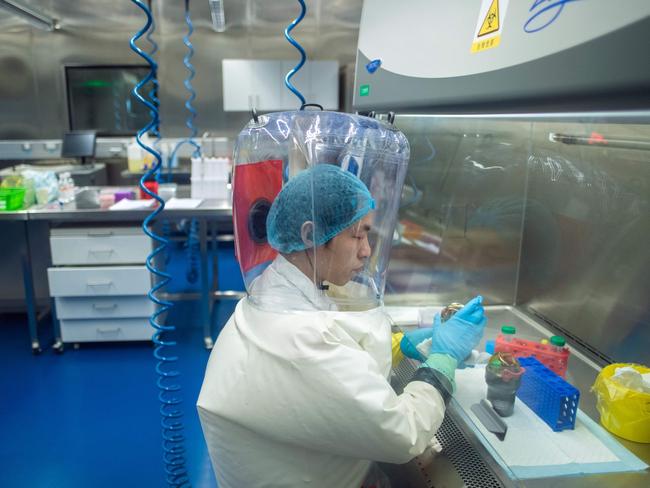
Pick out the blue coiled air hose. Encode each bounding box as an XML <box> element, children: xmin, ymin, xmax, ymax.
<box><xmin>185</xmin><ymin>218</ymin><xmax>200</xmax><ymax>284</ymax></box>
<box><xmin>145</xmin><ymin>0</ymin><xmax>162</xmax><ymax>182</ymax></box>
<box><xmin>284</xmin><ymin>0</ymin><xmax>307</xmax><ymax>107</ymax></box>
<box><xmin>168</xmin><ymin>0</ymin><xmax>202</xmax><ymax>287</ymax></box>
<box><xmin>144</xmin><ymin>0</ymin><xmax>172</xmax><ymax>262</ymax></box>
<box><xmin>167</xmin><ymin>0</ymin><xmax>201</xmax><ymax>183</ymax></box>
<box><xmin>130</xmin><ymin>1</ymin><xmax>190</xmax><ymax>487</ymax></box>
<box><xmin>182</xmin><ymin>0</ymin><xmax>200</xmax><ymax>155</ymax></box>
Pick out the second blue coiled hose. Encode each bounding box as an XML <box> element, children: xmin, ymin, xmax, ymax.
<box><xmin>145</xmin><ymin>0</ymin><xmax>162</xmax><ymax>181</ymax></box>
<box><xmin>129</xmin><ymin>1</ymin><xmax>190</xmax><ymax>487</ymax></box>
<box><xmin>174</xmin><ymin>0</ymin><xmax>201</xmax><ymax>286</ymax></box>
<box><xmin>185</xmin><ymin>218</ymin><xmax>200</xmax><ymax>284</ymax></box>
<box><xmin>145</xmin><ymin>0</ymin><xmax>173</xmax><ymax>263</ymax></box>
<box><xmin>182</xmin><ymin>0</ymin><xmax>199</xmax><ymax>156</ymax></box>
<box><xmin>167</xmin><ymin>0</ymin><xmax>201</xmax><ymax>182</ymax></box>
<box><xmin>284</xmin><ymin>0</ymin><xmax>307</xmax><ymax>107</ymax></box>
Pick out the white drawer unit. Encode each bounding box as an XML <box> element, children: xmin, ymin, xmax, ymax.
<box><xmin>50</xmin><ymin>227</ymin><xmax>151</xmax><ymax>265</ymax></box>
<box><xmin>48</xmin><ymin>266</ymin><xmax>151</xmax><ymax>297</ymax></box>
<box><xmin>59</xmin><ymin>318</ymin><xmax>152</xmax><ymax>342</ymax></box>
<box><xmin>54</xmin><ymin>296</ymin><xmax>155</xmax><ymax>320</ymax></box>
<box><xmin>49</xmin><ymin>226</ymin><xmax>154</xmax><ymax>345</ymax></box>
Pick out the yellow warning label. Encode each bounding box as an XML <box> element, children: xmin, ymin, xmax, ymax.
<box><xmin>478</xmin><ymin>0</ymin><xmax>499</xmax><ymax>37</ymax></box>
<box><xmin>471</xmin><ymin>0</ymin><xmax>509</xmax><ymax>53</ymax></box>
<box><xmin>471</xmin><ymin>35</ymin><xmax>501</xmax><ymax>53</ymax></box>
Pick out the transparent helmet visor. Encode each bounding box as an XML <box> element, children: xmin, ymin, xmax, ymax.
<box><xmin>232</xmin><ymin>111</ymin><xmax>409</xmax><ymax>312</ymax></box>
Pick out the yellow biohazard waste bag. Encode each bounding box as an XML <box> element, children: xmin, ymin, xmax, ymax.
<box><xmin>592</xmin><ymin>363</ymin><xmax>650</xmax><ymax>443</ymax></box>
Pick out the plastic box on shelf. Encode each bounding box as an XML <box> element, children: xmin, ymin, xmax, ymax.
<box><xmin>516</xmin><ymin>357</ymin><xmax>580</xmax><ymax>432</ymax></box>
<box><xmin>190</xmin><ymin>179</ymin><xmax>230</xmax><ymax>200</ymax></box>
<box><xmin>0</xmin><ymin>187</ymin><xmax>26</xmax><ymax>211</ymax></box>
<box><xmin>191</xmin><ymin>156</ymin><xmax>231</xmax><ymax>201</ymax></box>
<box><xmin>495</xmin><ymin>332</ymin><xmax>570</xmax><ymax>377</ymax></box>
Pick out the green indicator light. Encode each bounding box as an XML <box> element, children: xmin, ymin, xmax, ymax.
<box><xmin>82</xmin><ymin>80</ymin><xmax>112</xmax><ymax>88</ymax></box>
<box><xmin>359</xmin><ymin>84</ymin><xmax>370</xmax><ymax>97</ymax></box>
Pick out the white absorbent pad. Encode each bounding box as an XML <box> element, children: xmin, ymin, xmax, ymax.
<box><xmin>452</xmin><ymin>366</ymin><xmax>648</xmax><ymax>479</ymax></box>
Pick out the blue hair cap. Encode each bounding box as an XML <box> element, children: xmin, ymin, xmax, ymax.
<box><xmin>267</xmin><ymin>164</ymin><xmax>376</xmax><ymax>253</ymax></box>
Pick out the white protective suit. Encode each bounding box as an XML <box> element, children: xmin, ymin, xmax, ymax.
<box><xmin>197</xmin><ymin>255</ymin><xmax>446</xmax><ymax>487</ymax></box>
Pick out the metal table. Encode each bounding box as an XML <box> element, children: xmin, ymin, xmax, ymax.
<box><xmin>1</xmin><ymin>197</ymin><xmax>241</xmax><ymax>353</ymax></box>
<box><xmin>0</xmin><ymin>210</ymin><xmax>29</xmax><ymax>221</ymax></box>
<box><xmin>0</xmin><ymin>209</ymin><xmax>42</xmax><ymax>352</ymax></box>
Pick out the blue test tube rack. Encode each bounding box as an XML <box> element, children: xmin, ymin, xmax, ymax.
<box><xmin>516</xmin><ymin>357</ymin><xmax>580</xmax><ymax>432</ymax></box>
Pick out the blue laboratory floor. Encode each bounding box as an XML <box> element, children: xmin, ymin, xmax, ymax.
<box><xmin>0</xmin><ymin>301</ymin><xmax>235</xmax><ymax>488</ymax></box>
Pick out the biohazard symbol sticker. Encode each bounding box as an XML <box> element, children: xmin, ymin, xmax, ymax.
<box><xmin>478</xmin><ymin>0</ymin><xmax>499</xmax><ymax>37</ymax></box>
<box><xmin>471</xmin><ymin>0</ymin><xmax>510</xmax><ymax>53</ymax></box>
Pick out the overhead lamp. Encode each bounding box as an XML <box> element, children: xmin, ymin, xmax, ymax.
<box><xmin>208</xmin><ymin>0</ymin><xmax>226</xmax><ymax>32</ymax></box>
<box><xmin>0</xmin><ymin>0</ymin><xmax>59</xmax><ymax>32</ymax></box>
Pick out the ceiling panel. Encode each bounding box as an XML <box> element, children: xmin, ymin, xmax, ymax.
<box><xmin>249</xmin><ymin>0</ymin><xmax>317</xmax><ymax>27</ymax></box>
<box><xmin>221</xmin><ymin>0</ymin><xmax>249</xmax><ymax>28</ymax></box>
<box><xmin>0</xmin><ymin>0</ymin><xmax>54</xmax><ymax>30</ymax></box>
<box><xmin>0</xmin><ymin>0</ymin><xmax>363</xmax><ymax>31</ymax></box>
<box><xmin>40</xmin><ymin>0</ymin><xmax>142</xmax><ymax>30</ymax></box>
<box><xmin>321</xmin><ymin>0</ymin><xmax>363</xmax><ymax>26</ymax></box>
<box><xmin>0</xmin><ymin>10</ymin><xmax>28</xmax><ymax>30</ymax></box>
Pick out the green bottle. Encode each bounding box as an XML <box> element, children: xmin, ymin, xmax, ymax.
<box><xmin>501</xmin><ymin>325</ymin><xmax>516</xmax><ymax>342</ymax></box>
<box><xmin>550</xmin><ymin>335</ymin><xmax>566</xmax><ymax>353</ymax></box>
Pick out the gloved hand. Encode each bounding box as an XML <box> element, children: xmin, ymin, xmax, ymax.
<box><xmin>400</xmin><ymin>327</ymin><xmax>433</xmax><ymax>361</ymax></box>
<box><xmin>430</xmin><ymin>296</ymin><xmax>487</xmax><ymax>363</ymax></box>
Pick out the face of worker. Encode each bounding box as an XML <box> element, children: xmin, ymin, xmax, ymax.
<box><xmin>316</xmin><ymin>212</ymin><xmax>374</xmax><ymax>286</ymax></box>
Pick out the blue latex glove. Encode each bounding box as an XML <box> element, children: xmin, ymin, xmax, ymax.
<box><xmin>400</xmin><ymin>327</ymin><xmax>433</xmax><ymax>361</ymax></box>
<box><xmin>430</xmin><ymin>296</ymin><xmax>487</xmax><ymax>363</ymax></box>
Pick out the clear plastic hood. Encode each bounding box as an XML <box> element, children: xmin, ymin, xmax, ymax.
<box><xmin>232</xmin><ymin>111</ymin><xmax>409</xmax><ymax>312</ymax></box>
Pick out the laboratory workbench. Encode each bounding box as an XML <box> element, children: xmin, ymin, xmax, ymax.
<box><xmin>388</xmin><ymin>305</ymin><xmax>649</xmax><ymax>488</ymax></box>
<box><xmin>2</xmin><ymin>205</ymin><xmax>648</xmax><ymax>488</ymax></box>
<box><xmin>0</xmin><ymin>199</ymin><xmax>231</xmax><ymax>221</ymax></box>
<box><xmin>0</xmin><ymin>209</ymin><xmax>29</xmax><ymax>221</ymax></box>
<box><xmin>0</xmin><ymin>195</ymin><xmax>239</xmax><ymax>353</ymax></box>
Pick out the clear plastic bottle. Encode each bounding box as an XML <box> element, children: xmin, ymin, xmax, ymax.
<box><xmin>441</xmin><ymin>302</ymin><xmax>464</xmax><ymax>323</ymax></box>
<box><xmin>549</xmin><ymin>335</ymin><xmax>566</xmax><ymax>353</ymax></box>
<box><xmin>485</xmin><ymin>352</ymin><xmax>525</xmax><ymax>417</ymax></box>
<box><xmin>57</xmin><ymin>172</ymin><xmax>75</xmax><ymax>204</ymax></box>
<box><xmin>127</xmin><ymin>139</ymin><xmax>143</xmax><ymax>173</ymax></box>
<box><xmin>501</xmin><ymin>325</ymin><xmax>516</xmax><ymax>343</ymax></box>
<box><xmin>141</xmin><ymin>133</ymin><xmax>154</xmax><ymax>170</ymax></box>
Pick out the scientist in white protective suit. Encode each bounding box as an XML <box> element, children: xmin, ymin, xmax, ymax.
<box><xmin>197</xmin><ymin>113</ymin><xmax>486</xmax><ymax>488</ymax></box>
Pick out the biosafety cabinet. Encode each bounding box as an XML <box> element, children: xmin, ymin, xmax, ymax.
<box><xmin>355</xmin><ymin>1</ymin><xmax>650</xmax><ymax>487</ymax></box>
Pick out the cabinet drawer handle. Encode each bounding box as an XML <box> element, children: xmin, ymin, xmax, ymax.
<box><xmin>97</xmin><ymin>327</ymin><xmax>121</xmax><ymax>334</ymax></box>
<box><xmin>86</xmin><ymin>280</ymin><xmax>113</xmax><ymax>287</ymax></box>
<box><xmin>87</xmin><ymin>231</ymin><xmax>114</xmax><ymax>237</ymax></box>
<box><xmin>92</xmin><ymin>303</ymin><xmax>118</xmax><ymax>311</ymax></box>
<box><xmin>88</xmin><ymin>248</ymin><xmax>115</xmax><ymax>254</ymax></box>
